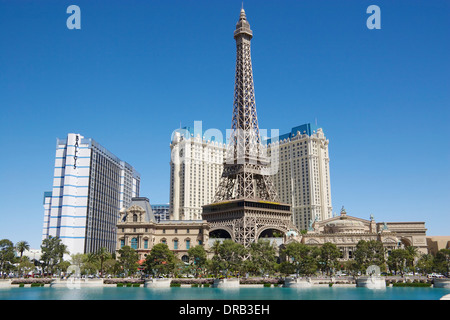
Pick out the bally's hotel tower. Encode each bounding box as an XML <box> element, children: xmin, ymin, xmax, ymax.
<box><xmin>42</xmin><ymin>133</ymin><xmax>140</xmax><ymax>255</ymax></box>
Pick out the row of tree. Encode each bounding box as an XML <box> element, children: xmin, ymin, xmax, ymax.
<box><xmin>0</xmin><ymin>236</ymin><xmax>138</xmax><ymax>278</ymax></box>
<box><xmin>1</xmin><ymin>237</ymin><xmax>449</xmax><ymax>278</ymax></box>
<box><xmin>141</xmin><ymin>239</ymin><xmax>450</xmax><ymax>278</ymax></box>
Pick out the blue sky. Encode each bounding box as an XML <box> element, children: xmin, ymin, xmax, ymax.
<box><xmin>0</xmin><ymin>0</ymin><xmax>449</xmax><ymax>249</ymax></box>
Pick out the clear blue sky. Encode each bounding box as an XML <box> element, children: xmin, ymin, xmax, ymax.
<box><xmin>0</xmin><ymin>0</ymin><xmax>449</xmax><ymax>249</ymax></box>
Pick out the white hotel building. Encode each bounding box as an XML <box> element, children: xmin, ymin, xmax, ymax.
<box><xmin>42</xmin><ymin>133</ymin><xmax>140</xmax><ymax>255</ymax></box>
<box><xmin>266</xmin><ymin>124</ymin><xmax>333</xmax><ymax>231</ymax></box>
<box><xmin>169</xmin><ymin>124</ymin><xmax>332</xmax><ymax>232</ymax></box>
<box><xmin>169</xmin><ymin>128</ymin><xmax>226</xmax><ymax>221</ymax></box>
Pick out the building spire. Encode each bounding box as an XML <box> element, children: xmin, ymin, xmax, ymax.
<box><xmin>235</xmin><ymin>5</ymin><xmax>252</xmax><ymax>39</ymax></box>
<box><xmin>231</xmin><ymin>7</ymin><xmax>258</xmax><ymax>161</ymax></box>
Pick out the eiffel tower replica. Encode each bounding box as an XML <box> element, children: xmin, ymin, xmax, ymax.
<box><xmin>202</xmin><ymin>8</ymin><xmax>296</xmax><ymax>247</ymax></box>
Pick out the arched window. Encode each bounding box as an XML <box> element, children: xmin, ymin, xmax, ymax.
<box><xmin>181</xmin><ymin>255</ymin><xmax>189</xmax><ymax>263</ymax></box>
<box><xmin>131</xmin><ymin>238</ymin><xmax>138</xmax><ymax>249</ymax></box>
<box><xmin>133</xmin><ymin>214</ymin><xmax>138</xmax><ymax>222</ymax></box>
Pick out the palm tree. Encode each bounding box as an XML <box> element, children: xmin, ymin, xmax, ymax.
<box><xmin>405</xmin><ymin>246</ymin><xmax>419</xmax><ymax>275</ymax></box>
<box><xmin>15</xmin><ymin>241</ymin><xmax>30</xmax><ymax>258</ymax></box>
<box><xmin>95</xmin><ymin>247</ymin><xmax>111</xmax><ymax>277</ymax></box>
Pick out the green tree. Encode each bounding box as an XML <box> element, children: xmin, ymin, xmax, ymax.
<box><xmin>282</xmin><ymin>242</ymin><xmax>319</xmax><ymax>276</ymax></box>
<box><xmin>144</xmin><ymin>243</ymin><xmax>177</xmax><ymax>277</ymax></box>
<box><xmin>278</xmin><ymin>261</ymin><xmax>295</xmax><ymax>276</ymax></box>
<box><xmin>353</xmin><ymin>240</ymin><xmax>386</xmax><ymax>272</ymax></box>
<box><xmin>40</xmin><ymin>236</ymin><xmax>68</xmax><ymax>276</ymax></box>
<box><xmin>434</xmin><ymin>249</ymin><xmax>450</xmax><ymax>276</ymax></box>
<box><xmin>18</xmin><ymin>257</ymin><xmax>35</xmax><ymax>277</ymax></box>
<box><xmin>68</xmin><ymin>253</ymin><xmax>86</xmax><ymax>277</ymax></box>
<box><xmin>343</xmin><ymin>259</ymin><xmax>360</xmax><ymax>277</ymax></box>
<box><xmin>118</xmin><ymin>246</ymin><xmax>139</xmax><ymax>276</ymax></box>
<box><xmin>211</xmin><ymin>240</ymin><xmax>247</xmax><ymax>277</ymax></box>
<box><xmin>0</xmin><ymin>239</ymin><xmax>16</xmax><ymax>278</ymax></box>
<box><xmin>103</xmin><ymin>258</ymin><xmax>121</xmax><ymax>276</ymax></box>
<box><xmin>209</xmin><ymin>241</ymin><xmax>226</xmax><ymax>277</ymax></box>
<box><xmin>58</xmin><ymin>260</ymin><xmax>71</xmax><ymax>275</ymax></box>
<box><xmin>15</xmin><ymin>241</ymin><xmax>30</xmax><ymax>258</ymax></box>
<box><xmin>249</xmin><ymin>239</ymin><xmax>277</xmax><ymax>276</ymax></box>
<box><xmin>387</xmin><ymin>249</ymin><xmax>408</xmax><ymax>276</ymax></box>
<box><xmin>76</xmin><ymin>252</ymin><xmax>99</xmax><ymax>276</ymax></box>
<box><xmin>405</xmin><ymin>246</ymin><xmax>419</xmax><ymax>274</ymax></box>
<box><xmin>318</xmin><ymin>242</ymin><xmax>342</xmax><ymax>276</ymax></box>
<box><xmin>95</xmin><ymin>247</ymin><xmax>112</xmax><ymax>277</ymax></box>
<box><xmin>187</xmin><ymin>245</ymin><xmax>208</xmax><ymax>277</ymax></box>
<box><xmin>416</xmin><ymin>253</ymin><xmax>434</xmax><ymax>275</ymax></box>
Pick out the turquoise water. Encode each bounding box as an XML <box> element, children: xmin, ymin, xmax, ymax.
<box><xmin>1</xmin><ymin>286</ymin><xmax>449</xmax><ymax>300</ymax></box>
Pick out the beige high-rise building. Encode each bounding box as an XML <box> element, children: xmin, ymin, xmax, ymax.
<box><xmin>169</xmin><ymin>128</ymin><xmax>226</xmax><ymax>221</ymax></box>
<box><xmin>266</xmin><ymin>124</ymin><xmax>333</xmax><ymax>231</ymax></box>
<box><xmin>169</xmin><ymin>123</ymin><xmax>332</xmax><ymax>232</ymax></box>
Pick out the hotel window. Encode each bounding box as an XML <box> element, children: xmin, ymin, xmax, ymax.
<box><xmin>120</xmin><ymin>239</ymin><xmax>125</xmax><ymax>248</ymax></box>
<box><xmin>144</xmin><ymin>239</ymin><xmax>148</xmax><ymax>249</ymax></box>
<box><xmin>186</xmin><ymin>240</ymin><xmax>190</xmax><ymax>249</ymax></box>
<box><xmin>131</xmin><ymin>238</ymin><xmax>138</xmax><ymax>250</ymax></box>
<box><xmin>174</xmin><ymin>240</ymin><xmax>178</xmax><ymax>250</ymax></box>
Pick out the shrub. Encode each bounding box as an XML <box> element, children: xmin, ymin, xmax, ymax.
<box><xmin>104</xmin><ymin>279</ymin><xmax>144</xmax><ymax>285</ymax></box>
<box><xmin>240</xmin><ymin>277</ymin><xmax>283</xmax><ymax>285</ymax></box>
<box><xmin>170</xmin><ymin>282</ymin><xmax>181</xmax><ymax>287</ymax></box>
<box><xmin>31</xmin><ymin>283</ymin><xmax>43</xmax><ymax>287</ymax></box>
<box><xmin>392</xmin><ymin>282</ymin><xmax>431</xmax><ymax>287</ymax></box>
<box><xmin>263</xmin><ymin>283</ymin><xmax>271</xmax><ymax>287</ymax></box>
<box><xmin>117</xmin><ymin>283</ymin><xmax>124</xmax><ymax>287</ymax></box>
<box><xmin>11</xmin><ymin>279</ymin><xmax>52</xmax><ymax>285</ymax></box>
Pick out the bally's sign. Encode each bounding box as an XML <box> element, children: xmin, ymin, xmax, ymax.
<box><xmin>74</xmin><ymin>135</ymin><xmax>79</xmax><ymax>169</ymax></box>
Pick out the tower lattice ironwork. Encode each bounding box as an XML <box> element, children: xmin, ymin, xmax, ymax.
<box><xmin>213</xmin><ymin>8</ymin><xmax>279</xmax><ymax>203</ymax></box>
<box><xmin>202</xmin><ymin>8</ymin><xmax>296</xmax><ymax>247</ymax></box>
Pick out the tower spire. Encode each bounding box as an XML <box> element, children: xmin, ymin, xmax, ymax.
<box><xmin>231</xmin><ymin>6</ymin><xmax>259</xmax><ymax>163</ymax></box>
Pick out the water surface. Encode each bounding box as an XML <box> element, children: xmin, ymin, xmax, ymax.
<box><xmin>1</xmin><ymin>286</ymin><xmax>449</xmax><ymax>300</ymax></box>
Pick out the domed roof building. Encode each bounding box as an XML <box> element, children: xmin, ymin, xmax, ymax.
<box><xmin>301</xmin><ymin>206</ymin><xmax>428</xmax><ymax>260</ymax></box>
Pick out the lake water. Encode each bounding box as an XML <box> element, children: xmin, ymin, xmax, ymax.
<box><xmin>1</xmin><ymin>286</ymin><xmax>449</xmax><ymax>300</ymax></box>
